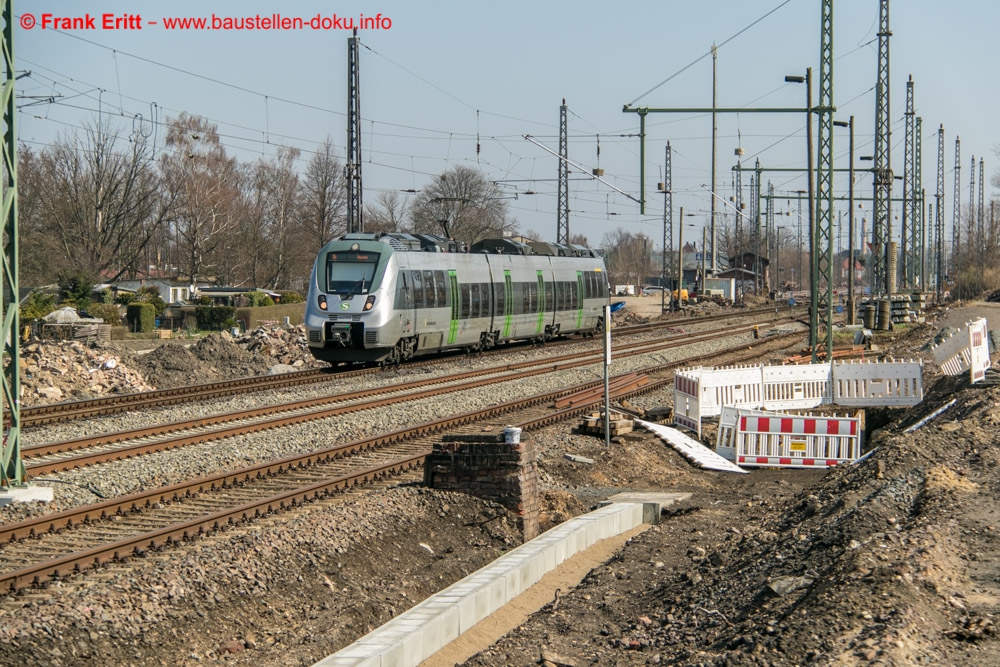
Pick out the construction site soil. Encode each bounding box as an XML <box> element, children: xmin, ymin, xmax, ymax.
<box><xmin>2</xmin><ymin>302</ymin><xmax>999</xmax><ymax>666</ymax></box>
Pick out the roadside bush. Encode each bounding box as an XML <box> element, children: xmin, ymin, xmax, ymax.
<box><xmin>276</xmin><ymin>290</ymin><xmax>304</xmax><ymax>304</ymax></box>
<box><xmin>86</xmin><ymin>303</ymin><xmax>122</xmax><ymax>325</ymax></box>
<box><xmin>245</xmin><ymin>291</ymin><xmax>275</xmax><ymax>307</ymax></box>
<box><xmin>195</xmin><ymin>306</ymin><xmax>237</xmax><ymax>331</ymax></box>
<box><xmin>126</xmin><ymin>303</ymin><xmax>156</xmax><ymax>333</ymax></box>
<box><xmin>20</xmin><ymin>290</ymin><xmax>57</xmax><ymax>321</ymax></box>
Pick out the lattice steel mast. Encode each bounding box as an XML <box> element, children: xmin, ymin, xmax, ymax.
<box><xmin>872</xmin><ymin>0</ymin><xmax>892</xmax><ymax>297</ymax></box>
<box><xmin>1</xmin><ymin>0</ymin><xmax>26</xmax><ymax>490</ymax></box>
<box><xmin>970</xmin><ymin>155</ymin><xmax>976</xmax><ymax>252</ymax></box>
<box><xmin>935</xmin><ymin>125</ymin><xmax>945</xmax><ymax>300</ymax></box>
<box><xmin>346</xmin><ymin>29</ymin><xmax>363</xmax><ymax>234</ymax></box>
<box><xmin>662</xmin><ymin>143</ymin><xmax>672</xmax><ymax>312</ymax></box>
<box><xmin>914</xmin><ymin>116</ymin><xmax>923</xmax><ymax>288</ymax></box>
<box><xmin>557</xmin><ymin>99</ymin><xmax>569</xmax><ymax>245</ymax></box>
<box><xmin>978</xmin><ymin>157</ymin><xmax>985</xmax><ymax>280</ymax></box>
<box><xmin>814</xmin><ymin>0</ymin><xmax>836</xmax><ymax>359</ymax></box>
<box><xmin>710</xmin><ymin>45</ymin><xmax>719</xmax><ymax>273</ymax></box>
<box><xmin>952</xmin><ymin>137</ymin><xmax>961</xmax><ymax>258</ymax></box>
<box><xmin>901</xmin><ymin>76</ymin><xmax>914</xmax><ymax>289</ymax></box>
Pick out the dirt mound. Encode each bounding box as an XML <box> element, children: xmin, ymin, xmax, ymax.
<box><xmin>17</xmin><ymin>339</ymin><xmax>157</xmax><ymax>406</ymax></box>
<box><xmin>464</xmin><ymin>307</ymin><xmax>1000</xmax><ymax>666</ymax></box>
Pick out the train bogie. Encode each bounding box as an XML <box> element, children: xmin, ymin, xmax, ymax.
<box><xmin>305</xmin><ymin>233</ymin><xmax>608</xmax><ymax>365</ymax></box>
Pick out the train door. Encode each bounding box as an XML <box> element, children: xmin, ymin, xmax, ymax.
<box><xmin>395</xmin><ymin>269</ymin><xmax>415</xmax><ymax>337</ymax></box>
<box><xmin>447</xmin><ymin>270</ymin><xmax>459</xmax><ymax>345</ymax></box>
<box><xmin>536</xmin><ymin>271</ymin><xmax>546</xmax><ymax>334</ymax></box>
<box><xmin>503</xmin><ymin>270</ymin><xmax>513</xmax><ymax>338</ymax></box>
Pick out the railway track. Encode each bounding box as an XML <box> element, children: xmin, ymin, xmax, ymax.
<box><xmin>0</xmin><ymin>326</ymin><xmax>802</xmax><ymax>593</ymax></box>
<box><xmin>21</xmin><ymin>306</ymin><xmax>797</xmax><ymax>426</ymax></box>
<box><xmin>22</xmin><ymin>320</ymin><xmax>801</xmax><ymax>475</ymax></box>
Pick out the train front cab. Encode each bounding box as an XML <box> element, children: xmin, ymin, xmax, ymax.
<box><xmin>307</xmin><ymin>241</ymin><xmax>401</xmax><ymax>364</ymax></box>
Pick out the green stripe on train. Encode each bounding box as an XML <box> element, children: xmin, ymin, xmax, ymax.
<box><xmin>448</xmin><ymin>270</ymin><xmax>459</xmax><ymax>345</ymax></box>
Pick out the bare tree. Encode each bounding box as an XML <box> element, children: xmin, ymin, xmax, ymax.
<box><xmin>259</xmin><ymin>146</ymin><xmax>301</xmax><ymax>288</ymax></box>
<box><xmin>600</xmin><ymin>228</ymin><xmax>654</xmax><ymax>288</ymax></box>
<box><xmin>300</xmin><ymin>138</ymin><xmax>346</xmax><ymax>249</ymax></box>
<box><xmin>160</xmin><ymin>113</ymin><xmax>241</xmax><ymax>285</ymax></box>
<box><xmin>18</xmin><ymin>146</ymin><xmax>64</xmax><ymax>285</ymax></box>
<box><xmin>20</xmin><ymin>118</ymin><xmax>170</xmax><ymax>283</ymax></box>
<box><xmin>364</xmin><ymin>190</ymin><xmax>411</xmax><ymax>234</ymax></box>
<box><xmin>409</xmin><ymin>165</ymin><xmax>517</xmax><ymax>245</ymax></box>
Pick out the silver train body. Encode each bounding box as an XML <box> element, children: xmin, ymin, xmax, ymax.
<box><xmin>305</xmin><ymin>233</ymin><xmax>609</xmax><ymax>364</ymax></box>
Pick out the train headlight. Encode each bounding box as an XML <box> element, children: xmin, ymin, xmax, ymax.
<box><xmin>363</xmin><ymin>295</ymin><xmax>376</xmax><ymax>311</ymax></box>
<box><xmin>318</xmin><ymin>294</ymin><xmax>328</xmax><ymax>311</ymax></box>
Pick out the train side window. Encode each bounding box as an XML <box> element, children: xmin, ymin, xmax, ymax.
<box><xmin>411</xmin><ymin>271</ymin><xmax>424</xmax><ymax>309</ymax></box>
<box><xmin>528</xmin><ymin>282</ymin><xmax>538</xmax><ymax>313</ymax></box>
<box><xmin>469</xmin><ymin>283</ymin><xmax>481</xmax><ymax>318</ymax></box>
<box><xmin>586</xmin><ymin>272</ymin><xmax>595</xmax><ymax>299</ymax></box>
<box><xmin>394</xmin><ymin>271</ymin><xmax>411</xmax><ymax>309</ymax></box>
<box><xmin>460</xmin><ymin>283</ymin><xmax>471</xmax><ymax>318</ymax></box>
<box><xmin>434</xmin><ymin>271</ymin><xmax>447</xmax><ymax>307</ymax></box>
<box><xmin>545</xmin><ymin>282</ymin><xmax>554</xmax><ymax>312</ymax></box>
<box><xmin>482</xmin><ymin>283</ymin><xmax>491</xmax><ymax>317</ymax></box>
<box><xmin>494</xmin><ymin>282</ymin><xmax>505</xmax><ymax>316</ymax></box>
<box><xmin>422</xmin><ymin>270</ymin><xmax>436</xmax><ymax>308</ymax></box>
<box><xmin>572</xmin><ymin>281</ymin><xmax>580</xmax><ymax>307</ymax></box>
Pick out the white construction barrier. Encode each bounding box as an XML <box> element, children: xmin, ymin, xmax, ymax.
<box><xmin>762</xmin><ymin>364</ymin><xmax>831</xmax><ymax>409</ymax></box>
<box><xmin>831</xmin><ymin>360</ymin><xmax>924</xmax><ymax>406</ymax></box>
<box><xmin>931</xmin><ymin>318</ymin><xmax>992</xmax><ymax>383</ymax></box>
<box><xmin>673</xmin><ymin>368</ymin><xmax>704</xmax><ymax>436</ymax></box>
<box><xmin>717</xmin><ymin>406</ymin><xmax>862</xmax><ymax>469</ymax></box>
<box><xmin>675</xmin><ymin>360</ymin><xmax>922</xmax><ymax>435</ymax></box>
<box><xmin>969</xmin><ymin>320</ymin><xmax>991</xmax><ymax>383</ymax></box>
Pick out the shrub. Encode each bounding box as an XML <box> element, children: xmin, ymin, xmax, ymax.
<box><xmin>245</xmin><ymin>291</ymin><xmax>275</xmax><ymax>307</ymax></box>
<box><xmin>195</xmin><ymin>306</ymin><xmax>237</xmax><ymax>331</ymax></box>
<box><xmin>20</xmin><ymin>290</ymin><xmax>57</xmax><ymax>321</ymax></box>
<box><xmin>126</xmin><ymin>303</ymin><xmax>156</xmax><ymax>333</ymax></box>
<box><xmin>138</xmin><ymin>286</ymin><xmax>168</xmax><ymax>316</ymax></box>
<box><xmin>86</xmin><ymin>303</ymin><xmax>122</xmax><ymax>325</ymax></box>
<box><xmin>276</xmin><ymin>290</ymin><xmax>304</xmax><ymax>304</ymax></box>
<box><xmin>57</xmin><ymin>270</ymin><xmax>96</xmax><ymax>310</ymax></box>
<box><xmin>114</xmin><ymin>291</ymin><xmax>138</xmax><ymax>305</ymax></box>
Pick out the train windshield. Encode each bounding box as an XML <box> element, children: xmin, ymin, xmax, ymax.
<box><xmin>325</xmin><ymin>251</ymin><xmax>381</xmax><ymax>294</ymax></box>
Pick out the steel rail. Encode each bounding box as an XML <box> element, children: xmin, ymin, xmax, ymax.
<box><xmin>0</xmin><ymin>330</ymin><xmax>801</xmax><ymax>592</ymax></box>
<box><xmin>24</xmin><ymin>320</ymin><xmax>798</xmax><ymax>474</ymax></box>
<box><xmin>21</xmin><ymin>307</ymin><xmax>797</xmax><ymax>426</ymax></box>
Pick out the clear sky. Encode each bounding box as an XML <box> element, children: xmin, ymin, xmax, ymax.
<box><xmin>14</xmin><ymin>0</ymin><xmax>999</xmax><ymax>251</ymax></box>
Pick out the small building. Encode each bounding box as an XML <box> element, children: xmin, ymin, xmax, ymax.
<box><xmin>197</xmin><ymin>287</ymin><xmax>282</xmax><ymax>307</ymax></box>
<box><xmin>113</xmin><ymin>279</ymin><xmax>204</xmax><ymax>305</ymax></box>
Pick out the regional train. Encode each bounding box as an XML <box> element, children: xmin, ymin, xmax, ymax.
<box><xmin>304</xmin><ymin>233</ymin><xmax>609</xmax><ymax>364</ymax></box>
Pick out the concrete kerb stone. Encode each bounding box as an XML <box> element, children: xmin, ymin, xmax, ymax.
<box><xmin>313</xmin><ymin>500</ymin><xmax>661</xmax><ymax>667</ymax></box>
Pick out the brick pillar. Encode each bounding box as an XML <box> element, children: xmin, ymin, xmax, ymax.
<box><xmin>424</xmin><ymin>433</ymin><xmax>540</xmax><ymax>540</ymax></box>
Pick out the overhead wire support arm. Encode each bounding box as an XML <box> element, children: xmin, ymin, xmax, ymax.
<box><xmin>621</xmin><ymin>104</ymin><xmax>827</xmax><ymax>214</ymax></box>
<box><xmin>523</xmin><ymin>135</ymin><xmax>640</xmax><ymax>205</ymax></box>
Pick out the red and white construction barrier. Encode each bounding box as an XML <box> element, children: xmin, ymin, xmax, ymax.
<box><xmin>717</xmin><ymin>406</ymin><xmax>862</xmax><ymax>469</ymax></box>
<box><xmin>931</xmin><ymin>318</ymin><xmax>991</xmax><ymax>383</ymax></box>
<box><xmin>674</xmin><ymin>360</ymin><xmax>921</xmax><ymax>435</ymax></box>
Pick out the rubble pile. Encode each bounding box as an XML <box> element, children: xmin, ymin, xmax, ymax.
<box><xmin>235</xmin><ymin>324</ymin><xmax>328</xmax><ymax>370</ymax></box>
<box><xmin>18</xmin><ymin>339</ymin><xmax>157</xmax><ymax>406</ymax></box>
